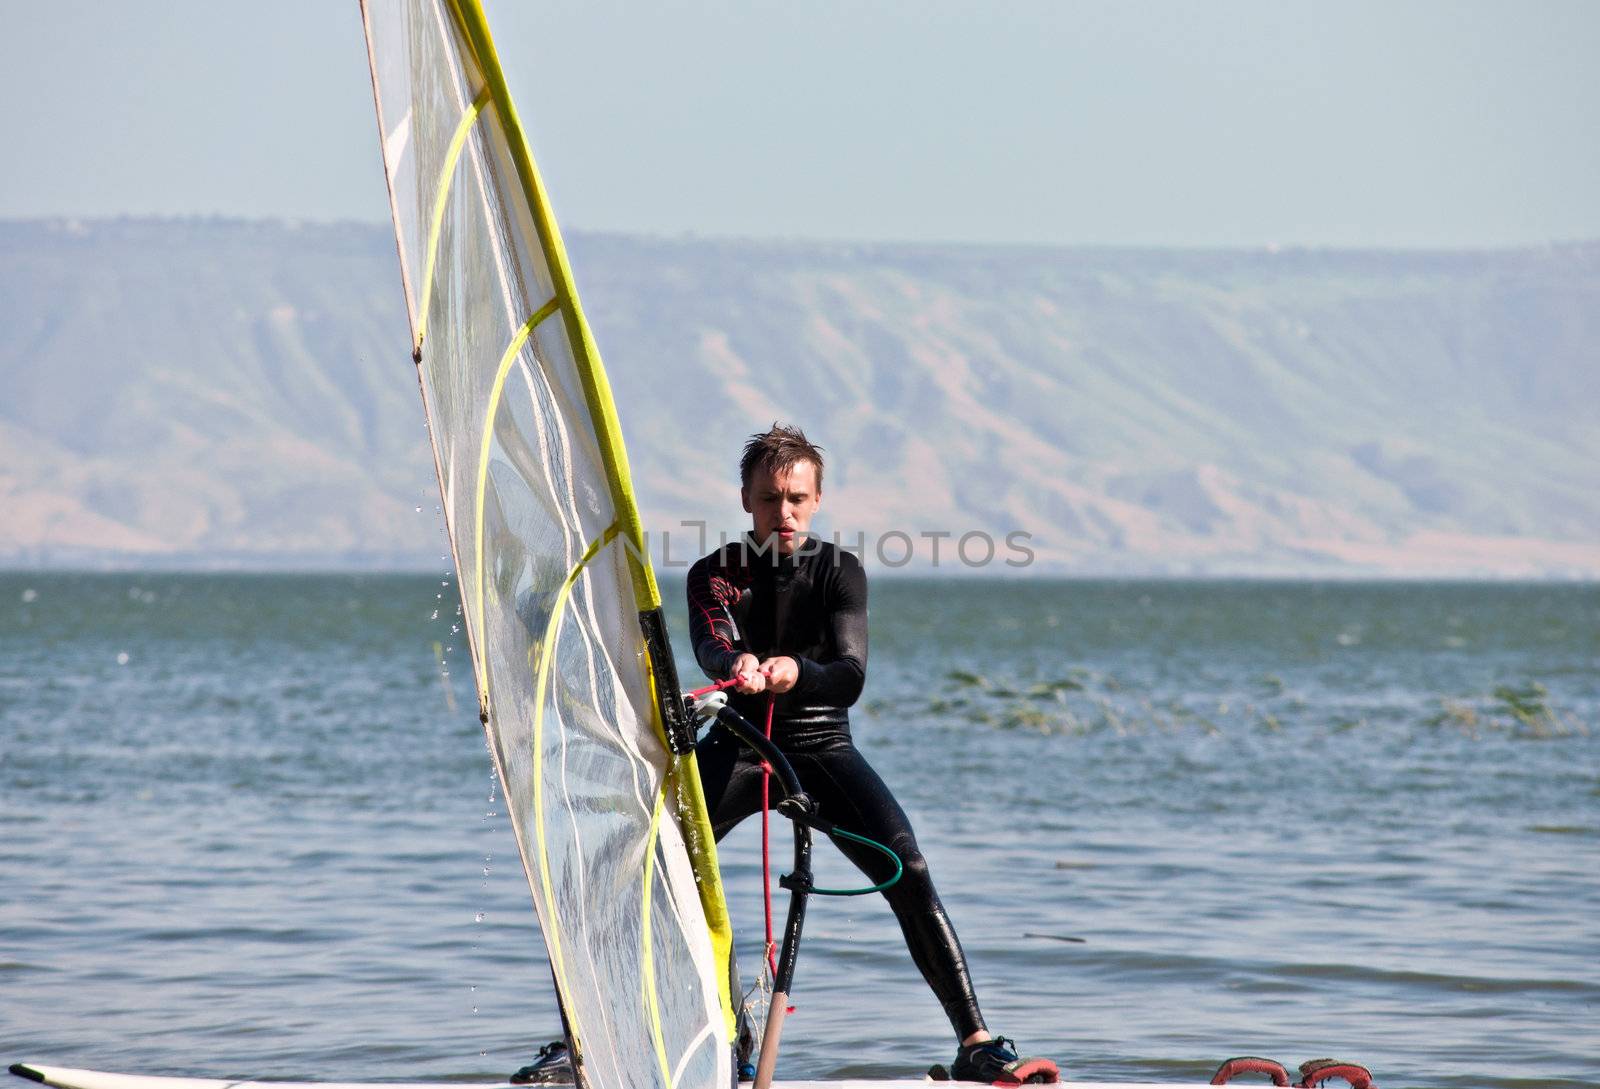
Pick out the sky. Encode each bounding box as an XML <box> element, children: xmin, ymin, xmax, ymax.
<box><xmin>1</xmin><ymin>1</ymin><xmax>1597</xmax><ymax>249</ymax></box>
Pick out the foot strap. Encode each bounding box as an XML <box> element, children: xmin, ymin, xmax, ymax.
<box><xmin>1295</xmin><ymin>1060</ymin><xmax>1374</xmax><ymax>1089</ymax></box>
<box><xmin>1211</xmin><ymin>1057</ymin><xmax>1290</xmax><ymax>1085</ymax></box>
<box><xmin>993</xmin><ymin>1058</ymin><xmax>1059</xmax><ymax>1085</ymax></box>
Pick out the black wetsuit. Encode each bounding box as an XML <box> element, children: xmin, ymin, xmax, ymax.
<box><xmin>688</xmin><ymin>535</ymin><xmax>986</xmax><ymax>1040</ymax></box>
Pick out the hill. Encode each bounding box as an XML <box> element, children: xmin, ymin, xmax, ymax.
<box><xmin>2</xmin><ymin>218</ymin><xmax>1595</xmax><ymax>575</ymax></box>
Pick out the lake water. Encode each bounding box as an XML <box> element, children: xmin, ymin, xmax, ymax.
<box><xmin>2</xmin><ymin>573</ymin><xmax>1595</xmax><ymax>1089</ymax></box>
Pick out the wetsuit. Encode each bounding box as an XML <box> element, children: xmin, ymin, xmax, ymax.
<box><xmin>687</xmin><ymin>535</ymin><xmax>986</xmax><ymax>1040</ymax></box>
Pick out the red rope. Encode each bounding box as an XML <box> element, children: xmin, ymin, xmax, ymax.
<box><xmin>759</xmin><ymin>691</ymin><xmax>778</xmax><ymax>979</ymax></box>
<box><xmin>689</xmin><ymin>674</ymin><xmax>785</xmax><ymax>993</ymax></box>
<box><xmin>687</xmin><ymin>676</ymin><xmax>742</xmax><ymax>700</ymax></box>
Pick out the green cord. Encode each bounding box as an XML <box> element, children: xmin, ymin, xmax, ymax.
<box><xmin>809</xmin><ymin>827</ymin><xmax>904</xmax><ymax>896</ymax></box>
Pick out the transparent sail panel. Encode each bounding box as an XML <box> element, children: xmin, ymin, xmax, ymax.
<box><xmin>360</xmin><ymin>3</ymin><xmax>731</xmax><ymax>1086</ymax></box>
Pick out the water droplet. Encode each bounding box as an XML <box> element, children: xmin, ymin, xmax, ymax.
<box><xmin>415</xmin><ymin>506</ymin><xmax>423</xmax><ymax>513</ymax></box>
<box><xmin>430</xmin><ymin>610</ymin><xmax>439</xmax><ymax>620</ymax></box>
<box><xmin>474</xmin><ymin>912</ymin><xmax>485</xmax><ymax>923</ymax></box>
<box><xmin>116</xmin><ymin>652</ymin><xmax>130</xmax><ymax>665</ymax></box>
<box><xmin>21</xmin><ymin>588</ymin><xmax>38</xmax><ymax>603</ymax></box>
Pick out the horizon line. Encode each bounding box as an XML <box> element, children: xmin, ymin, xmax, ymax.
<box><xmin>3</xmin><ymin>214</ymin><xmax>1596</xmax><ymax>258</ymax></box>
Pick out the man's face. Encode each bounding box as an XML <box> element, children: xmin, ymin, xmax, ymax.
<box><xmin>742</xmin><ymin>460</ymin><xmax>821</xmax><ymax>557</ymax></box>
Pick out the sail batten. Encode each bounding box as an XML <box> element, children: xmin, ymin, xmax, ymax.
<box><xmin>471</xmin><ymin>295</ymin><xmax>563</xmax><ymax>702</ymax></box>
<box><xmin>416</xmin><ymin>85</ymin><xmax>493</xmax><ymax>354</ymax></box>
<box><xmin>359</xmin><ymin>3</ymin><xmax>735</xmax><ymax>1085</ymax></box>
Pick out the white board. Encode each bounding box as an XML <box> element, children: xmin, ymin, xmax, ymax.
<box><xmin>10</xmin><ymin>1063</ymin><xmax>1219</xmax><ymax>1089</ymax></box>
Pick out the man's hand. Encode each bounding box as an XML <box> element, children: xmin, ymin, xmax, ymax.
<box><xmin>760</xmin><ymin>656</ymin><xmax>800</xmax><ymax>694</ymax></box>
<box><xmin>731</xmin><ymin>653</ymin><xmax>766</xmax><ymax>694</ymax></box>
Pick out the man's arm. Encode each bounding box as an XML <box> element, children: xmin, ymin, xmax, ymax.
<box><xmin>789</xmin><ymin>553</ymin><xmax>868</xmax><ymax>705</ymax></box>
<box><xmin>685</xmin><ymin>556</ymin><xmax>743</xmax><ymax>681</ymax></box>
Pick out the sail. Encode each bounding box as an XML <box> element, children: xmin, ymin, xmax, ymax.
<box><xmin>358</xmin><ymin>4</ymin><xmax>735</xmax><ymax>1087</ymax></box>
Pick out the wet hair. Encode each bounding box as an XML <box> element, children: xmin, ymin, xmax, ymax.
<box><xmin>740</xmin><ymin>423</ymin><xmax>824</xmax><ymax>492</ymax></box>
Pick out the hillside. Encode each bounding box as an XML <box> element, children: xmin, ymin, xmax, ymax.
<box><xmin>2</xmin><ymin>218</ymin><xmax>1595</xmax><ymax>575</ymax></box>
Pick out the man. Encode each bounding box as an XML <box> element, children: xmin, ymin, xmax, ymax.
<box><xmin>687</xmin><ymin>424</ymin><xmax>1058</xmax><ymax>1084</ymax></box>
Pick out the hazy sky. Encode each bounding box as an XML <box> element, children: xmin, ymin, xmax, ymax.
<box><xmin>3</xmin><ymin>1</ymin><xmax>1596</xmax><ymax>248</ymax></box>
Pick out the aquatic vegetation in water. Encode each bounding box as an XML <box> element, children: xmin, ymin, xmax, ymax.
<box><xmin>1426</xmin><ymin>699</ymin><xmax>1480</xmax><ymax>736</ymax></box>
<box><xmin>1490</xmin><ymin>681</ymin><xmax>1579</xmax><ymax>738</ymax></box>
<box><xmin>999</xmin><ymin>707</ymin><xmax>1057</xmax><ymax>734</ymax></box>
<box><xmin>1027</xmin><ymin>679</ymin><xmax>1086</xmax><ymax>699</ymax></box>
<box><xmin>917</xmin><ymin>659</ymin><xmax>1592</xmax><ymax>743</ymax></box>
<box><xmin>1425</xmin><ymin>682</ymin><xmax>1585</xmax><ymax>739</ymax></box>
<box><xmin>922</xmin><ymin>669</ymin><xmax>1231</xmax><ymax>736</ymax></box>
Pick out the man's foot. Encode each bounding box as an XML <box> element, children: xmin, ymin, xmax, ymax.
<box><xmin>509</xmin><ymin>1041</ymin><xmax>573</xmax><ymax>1085</ymax></box>
<box><xmin>947</xmin><ymin>1037</ymin><xmax>1059</xmax><ymax>1085</ymax></box>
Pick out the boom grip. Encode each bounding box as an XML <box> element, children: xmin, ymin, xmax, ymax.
<box><xmin>640</xmin><ymin>608</ymin><xmax>695</xmax><ymax>754</ymax></box>
<box><xmin>711</xmin><ymin>705</ymin><xmax>807</xmax><ymax>802</ymax></box>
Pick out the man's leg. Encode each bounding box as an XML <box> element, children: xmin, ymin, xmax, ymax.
<box><xmin>793</xmin><ymin>743</ymin><xmax>987</xmax><ymax>1040</ymax></box>
<box><xmin>695</xmin><ymin>725</ymin><xmax>771</xmax><ymax>841</ymax></box>
<box><xmin>796</xmin><ymin>743</ymin><xmax>1059</xmax><ymax>1082</ymax></box>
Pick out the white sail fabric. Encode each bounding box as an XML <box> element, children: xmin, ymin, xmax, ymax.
<box><xmin>360</xmin><ymin>4</ymin><xmax>732</xmax><ymax>1087</ymax></box>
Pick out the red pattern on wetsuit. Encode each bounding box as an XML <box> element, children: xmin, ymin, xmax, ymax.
<box><xmin>685</xmin><ymin>548</ymin><xmax>753</xmax><ymax>678</ymax></box>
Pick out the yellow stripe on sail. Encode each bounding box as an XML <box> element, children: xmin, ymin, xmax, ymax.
<box><xmin>447</xmin><ymin>0</ymin><xmax>660</xmax><ymax>611</ymax></box>
<box><xmin>529</xmin><ymin>520</ymin><xmax>621</xmax><ymax>1054</ymax></box>
<box><xmin>641</xmin><ymin>784</ymin><xmax>673</xmax><ymax>1088</ymax></box>
<box><xmin>471</xmin><ymin>295</ymin><xmax>562</xmax><ymax>705</ymax></box>
<box><xmin>669</xmin><ymin>755</ymin><xmax>738</xmax><ymax>1038</ymax></box>
<box><xmin>415</xmin><ymin>84</ymin><xmax>493</xmax><ymax>354</ymax></box>
<box><xmin>636</xmin><ymin>681</ymin><xmax>740</xmax><ymax>1076</ymax></box>
<box><xmin>643</xmin><ymin>609</ymin><xmax>739</xmax><ymax>1043</ymax></box>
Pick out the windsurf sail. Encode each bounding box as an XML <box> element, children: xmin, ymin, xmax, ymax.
<box><xmin>358</xmin><ymin>4</ymin><xmax>736</xmax><ymax>1087</ymax></box>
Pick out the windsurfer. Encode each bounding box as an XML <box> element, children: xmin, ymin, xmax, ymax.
<box><xmin>688</xmin><ymin>424</ymin><xmax>1059</xmax><ymax>1085</ymax></box>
